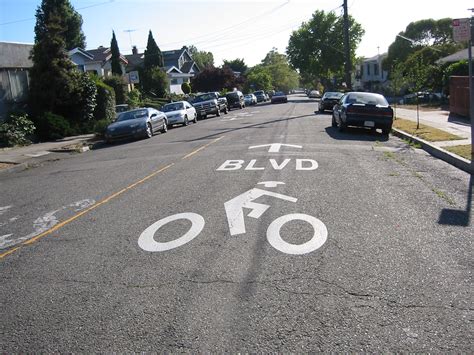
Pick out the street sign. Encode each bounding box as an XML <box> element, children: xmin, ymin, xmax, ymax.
<box><xmin>452</xmin><ymin>18</ymin><xmax>471</xmax><ymax>42</ymax></box>
<box><xmin>128</xmin><ymin>70</ymin><xmax>139</xmax><ymax>84</ymax></box>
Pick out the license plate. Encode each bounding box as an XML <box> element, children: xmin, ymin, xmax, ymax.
<box><xmin>364</xmin><ymin>121</ymin><xmax>375</xmax><ymax>127</ymax></box>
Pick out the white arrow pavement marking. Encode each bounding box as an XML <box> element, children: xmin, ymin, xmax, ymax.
<box><xmin>248</xmin><ymin>143</ymin><xmax>303</xmax><ymax>153</ymax></box>
<box><xmin>258</xmin><ymin>181</ymin><xmax>286</xmax><ymax>188</ymax></box>
<box><xmin>224</xmin><ymin>188</ymin><xmax>297</xmax><ymax>236</ymax></box>
<box><xmin>0</xmin><ymin>206</ymin><xmax>12</xmax><ymax>216</ymax></box>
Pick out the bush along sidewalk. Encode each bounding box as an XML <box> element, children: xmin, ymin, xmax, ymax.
<box><xmin>0</xmin><ymin>112</ymin><xmax>36</xmax><ymax>147</ymax></box>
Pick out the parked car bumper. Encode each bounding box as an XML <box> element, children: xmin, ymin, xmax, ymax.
<box><xmin>105</xmin><ymin>127</ymin><xmax>147</xmax><ymax>142</ymax></box>
<box><xmin>345</xmin><ymin>114</ymin><xmax>393</xmax><ymax>129</ymax></box>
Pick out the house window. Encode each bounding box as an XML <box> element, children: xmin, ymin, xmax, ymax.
<box><xmin>170</xmin><ymin>78</ymin><xmax>178</xmax><ymax>85</ymax></box>
<box><xmin>366</xmin><ymin>64</ymin><xmax>370</xmax><ymax>75</ymax></box>
<box><xmin>374</xmin><ymin>63</ymin><xmax>379</xmax><ymax>76</ymax></box>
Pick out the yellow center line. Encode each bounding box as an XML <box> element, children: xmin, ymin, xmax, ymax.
<box><xmin>182</xmin><ymin>136</ymin><xmax>225</xmax><ymax>160</ymax></box>
<box><xmin>1</xmin><ymin>134</ymin><xmax>226</xmax><ymax>260</ymax></box>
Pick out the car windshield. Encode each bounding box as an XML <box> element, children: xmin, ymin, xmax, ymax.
<box><xmin>324</xmin><ymin>92</ymin><xmax>344</xmax><ymax>99</ymax></box>
<box><xmin>254</xmin><ymin>91</ymin><xmax>264</xmax><ymax>95</ymax></box>
<box><xmin>345</xmin><ymin>93</ymin><xmax>388</xmax><ymax>106</ymax></box>
<box><xmin>116</xmin><ymin>109</ymin><xmax>148</xmax><ymax>122</ymax></box>
<box><xmin>194</xmin><ymin>94</ymin><xmax>215</xmax><ymax>102</ymax></box>
<box><xmin>274</xmin><ymin>91</ymin><xmax>285</xmax><ymax>96</ymax></box>
<box><xmin>162</xmin><ymin>103</ymin><xmax>184</xmax><ymax>112</ymax></box>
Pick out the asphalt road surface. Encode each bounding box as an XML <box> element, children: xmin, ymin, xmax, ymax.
<box><xmin>1</xmin><ymin>95</ymin><xmax>472</xmax><ymax>352</ymax></box>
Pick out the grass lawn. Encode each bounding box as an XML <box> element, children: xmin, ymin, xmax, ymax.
<box><xmin>445</xmin><ymin>145</ymin><xmax>472</xmax><ymax>161</ymax></box>
<box><xmin>393</xmin><ymin>118</ymin><xmax>464</xmax><ymax>142</ymax></box>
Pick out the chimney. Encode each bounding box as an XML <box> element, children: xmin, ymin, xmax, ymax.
<box><xmin>132</xmin><ymin>46</ymin><xmax>138</xmax><ymax>55</ymax></box>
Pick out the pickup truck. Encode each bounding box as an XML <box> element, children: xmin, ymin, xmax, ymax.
<box><xmin>191</xmin><ymin>92</ymin><xmax>228</xmax><ymax>118</ymax></box>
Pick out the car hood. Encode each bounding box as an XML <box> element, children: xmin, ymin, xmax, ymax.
<box><xmin>164</xmin><ymin>109</ymin><xmax>186</xmax><ymax>117</ymax></box>
<box><xmin>108</xmin><ymin>118</ymin><xmax>145</xmax><ymax>129</ymax></box>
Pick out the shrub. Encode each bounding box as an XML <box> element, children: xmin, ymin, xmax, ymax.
<box><xmin>181</xmin><ymin>82</ymin><xmax>191</xmax><ymax>94</ymax></box>
<box><xmin>42</xmin><ymin>112</ymin><xmax>72</xmax><ymax>140</ymax></box>
<box><xmin>94</xmin><ymin>81</ymin><xmax>116</xmax><ymax>122</ymax></box>
<box><xmin>0</xmin><ymin>112</ymin><xmax>35</xmax><ymax>147</ymax></box>
<box><xmin>140</xmin><ymin>67</ymin><xmax>169</xmax><ymax>98</ymax></box>
<box><xmin>104</xmin><ymin>75</ymin><xmax>128</xmax><ymax>104</ymax></box>
<box><xmin>127</xmin><ymin>89</ymin><xmax>142</xmax><ymax>108</ymax></box>
<box><xmin>93</xmin><ymin>119</ymin><xmax>111</xmax><ymax>137</ymax></box>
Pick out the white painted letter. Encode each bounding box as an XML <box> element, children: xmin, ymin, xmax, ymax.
<box><xmin>245</xmin><ymin>159</ymin><xmax>265</xmax><ymax>170</ymax></box>
<box><xmin>296</xmin><ymin>159</ymin><xmax>318</xmax><ymax>171</ymax></box>
<box><xmin>270</xmin><ymin>158</ymin><xmax>291</xmax><ymax>170</ymax></box>
<box><xmin>217</xmin><ymin>160</ymin><xmax>244</xmax><ymax>171</ymax></box>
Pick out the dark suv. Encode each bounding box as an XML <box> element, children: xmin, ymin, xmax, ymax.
<box><xmin>226</xmin><ymin>91</ymin><xmax>245</xmax><ymax>110</ymax></box>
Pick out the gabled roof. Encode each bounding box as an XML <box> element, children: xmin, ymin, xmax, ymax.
<box><xmin>125</xmin><ymin>53</ymin><xmax>144</xmax><ymax>69</ymax></box>
<box><xmin>68</xmin><ymin>47</ymin><xmax>94</xmax><ymax>60</ymax></box>
<box><xmin>165</xmin><ymin>65</ymin><xmax>182</xmax><ymax>74</ymax></box>
<box><xmin>362</xmin><ymin>53</ymin><xmax>387</xmax><ymax>63</ymax></box>
<box><xmin>181</xmin><ymin>61</ymin><xmax>199</xmax><ymax>74</ymax></box>
<box><xmin>0</xmin><ymin>42</ymin><xmax>34</xmax><ymax>68</ymax></box>
<box><xmin>436</xmin><ymin>46</ymin><xmax>474</xmax><ymax>64</ymax></box>
<box><xmin>79</xmin><ymin>46</ymin><xmax>128</xmax><ymax>65</ymax></box>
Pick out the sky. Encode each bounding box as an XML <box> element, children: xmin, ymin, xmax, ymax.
<box><xmin>1</xmin><ymin>0</ymin><xmax>473</xmax><ymax>66</ymax></box>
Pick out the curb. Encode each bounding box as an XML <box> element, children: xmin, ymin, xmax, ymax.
<box><xmin>392</xmin><ymin>128</ymin><xmax>473</xmax><ymax>174</ymax></box>
<box><xmin>0</xmin><ymin>162</ymin><xmax>29</xmax><ymax>176</ymax></box>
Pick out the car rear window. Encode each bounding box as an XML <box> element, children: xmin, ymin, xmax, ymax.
<box><xmin>346</xmin><ymin>93</ymin><xmax>388</xmax><ymax>106</ymax></box>
<box><xmin>116</xmin><ymin>109</ymin><xmax>148</xmax><ymax>121</ymax></box>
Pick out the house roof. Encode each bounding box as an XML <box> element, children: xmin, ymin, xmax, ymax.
<box><xmin>436</xmin><ymin>46</ymin><xmax>474</xmax><ymax>64</ymax></box>
<box><xmin>125</xmin><ymin>53</ymin><xmax>144</xmax><ymax>69</ymax></box>
<box><xmin>73</xmin><ymin>46</ymin><xmax>128</xmax><ymax>65</ymax></box>
<box><xmin>362</xmin><ymin>53</ymin><xmax>387</xmax><ymax>63</ymax></box>
<box><xmin>0</xmin><ymin>42</ymin><xmax>34</xmax><ymax>68</ymax></box>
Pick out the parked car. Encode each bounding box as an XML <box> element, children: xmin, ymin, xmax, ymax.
<box><xmin>318</xmin><ymin>91</ymin><xmax>344</xmax><ymax>112</ymax></box>
<box><xmin>105</xmin><ymin>108</ymin><xmax>167</xmax><ymax>143</ymax></box>
<box><xmin>244</xmin><ymin>94</ymin><xmax>257</xmax><ymax>106</ymax></box>
<box><xmin>192</xmin><ymin>92</ymin><xmax>228</xmax><ymax>118</ymax></box>
<box><xmin>332</xmin><ymin>92</ymin><xmax>393</xmax><ymax>135</ymax></box>
<box><xmin>271</xmin><ymin>91</ymin><xmax>288</xmax><ymax>104</ymax></box>
<box><xmin>308</xmin><ymin>90</ymin><xmax>321</xmax><ymax>98</ymax></box>
<box><xmin>226</xmin><ymin>91</ymin><xmax>245</xmax><ymax>109</ymax></box>
<box><xmin>162</xmin><ymin>101</ymin><xmax>197</xmax><ymax>127</ymax></box>
<box><xmin>253</xmin><ymin>90</ymin><xmax>268</xmax><ymax>103</ymax></box>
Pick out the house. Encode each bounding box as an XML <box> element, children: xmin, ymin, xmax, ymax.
<box><xmin>436</xmin><ymin>46</ymin><xmax>474</xmax><ymax>64</ymax></box>
<box><xmin>125</xmin><ymin>45</ymin><xmax>200</xmax><ymax>95</ymax></box>
<box><xmin>68</xmin><ymin>46</ymin><xmax>128</xmax><ymax>78</ymax></box>
<box><xmin>0</xmin><ymin>41</ymin><xmax>33</xmax><ymax>119</ymax></box>
<box><xmin>353</xmin><ymin>53</ymin><xmax>388</xmax><ymax>92</ymax></box>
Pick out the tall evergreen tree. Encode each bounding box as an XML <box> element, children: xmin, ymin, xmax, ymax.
<box><xmin>144</xmin><ymin>30</ymin><xmax>164</xmax><ymax>69</ymax></box>
<box><xmin>34</xmin><ymin>0</ymin><xmax>85</xmax><ymax>50</ymax></box>
<box><xmin>110</xmin><ymin>31</ymin><xmax>123</xmax><ymax>75</ymax></box>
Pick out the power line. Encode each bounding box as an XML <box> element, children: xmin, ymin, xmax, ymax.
<box><xmin>0</xmin><ymin>0</ymin><xmax>115</xmax><ymax>26</ymax></box>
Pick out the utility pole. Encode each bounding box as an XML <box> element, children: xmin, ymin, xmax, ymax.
<box><xmin>343</xmin><ymin>0</ymin><xmax>352</xmax><ymax>90</ymax></box>
<box><xmin>469</xmin><ymin>11</ymin><xmax>474</xmax><ymax>159</ymax></box>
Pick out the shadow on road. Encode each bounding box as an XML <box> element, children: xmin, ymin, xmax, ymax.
<box><xmin>325</xmin><ymin>126</ymin><xmax>390</xmax><ymax>142</ymax></box>
<box><xmin>438</xmin><ymin>172</ymin><xmax>472</xmax><ymax>227</ymax></box>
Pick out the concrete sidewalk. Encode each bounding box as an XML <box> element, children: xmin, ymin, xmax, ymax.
<box><xmin>0</xmin><ymin>134</ymin><xmax>95</xmax><ymax>174</ymax></box>
<box><xmin>395</xmin><ymin>107</ymin><xmax>471</xmax><ymax>151</ymax></box>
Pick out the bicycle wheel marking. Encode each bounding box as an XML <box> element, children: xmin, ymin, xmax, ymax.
<box><xmin>138</xmin><ymin>213</ymin><xmax>205</xmax><ymax>252</ymax></box>
<box><xmin>266</xmin><ymin>213</ymin><xmax>328</xmax><ymax>255</ymax></box>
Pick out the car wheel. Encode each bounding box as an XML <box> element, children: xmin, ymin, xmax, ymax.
<box><xmin>382</xmin><ymin>127</ymin><xmax>391</xmax><ymax>135</ymax></box>
<box><xmin>146</xmin><ymin>123</ymin><xmax>153</xmax><ymax>138</ymax></box>
<box><xmin>224</xmin><ymin>106</ymin><xmax>228</xmax><ymax>114</ymax></box>
<box><xmin>337</xmin><ymin>118</ymin><xmax>345</xmax><ymax>132</ymax></box>
<box><xmin>216</xmin><ymin>108</ymin><xmax>221</xmax><ymax>117</ymax></box>
<box><xmin>331</xmin><ymin>115</ymin><xmax>337</xmax><ymax>127</ymax></box>
<box><xmin>161</xmin><ymin>121</ymin><xmax>167</xmax><ymax>133</ymax></box>
<box><xmin>183</xmin><ymin>115</ymin><xmax>189</xmax><ymax>126</ymax></box>
<box><xmin>193</xmin><ymin>113</ymin><xmax>198</xmax><ymax>123</ymax></box>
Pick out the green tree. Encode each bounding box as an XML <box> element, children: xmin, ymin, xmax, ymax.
<box><xmin>257</xmin><ymin>49</ymin><xmax>299</xmax><ymax>92</ymax></box>
<box><xmin>287</xmin><ymin>10</ymin><xmax>364</xmax><ymax>88</ymax></box>
<box><xmin>141</xmin><ymin>67</ymin><xmax>169</xmax><ymax>98</ymax></box>
<box><xmin>34</xmin><ymin>0</ymin><xmax>85</xmax><ymax>50</ymax></box>
<box><xmin>110</xmin><ymin>31</ymin><xmax>123</xmax><ymax>76</ymax></box>
<box><xmin>389</xmin><ymin>62</ymin><xmax>406</xmax><ymax>118</ymax></box>
<box><xmin>29</xmin><ymin>0</ymin><xmax>95</xmax><ymax>138</ymax></box>
<box><xmin>191</xmin><ymin>67</ymin><xmax>238</xmax><ymax>92</ymax></box>
<box><xmin>144</xmin><ymin>30</ymin><xmax>163</xmax><ymax>69</ymax></box>
<box><xmin>245</xmin><ymin>65</ymin><xmax>273</xmax><ymax>91</ymax></box>
<box><xmin>223</xmin><ymin>58</ymin><xmax>248</xmax><ymax>74</ymax></box>
<box><xmin>406</xmin><ymin>56</ymin><xmax>430</xmax><ymax>128</ymax></box>
<box><xmin>188</xmin><ymin>45</ymin><xmax>214</xmax><ymax>69</ymax></box>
